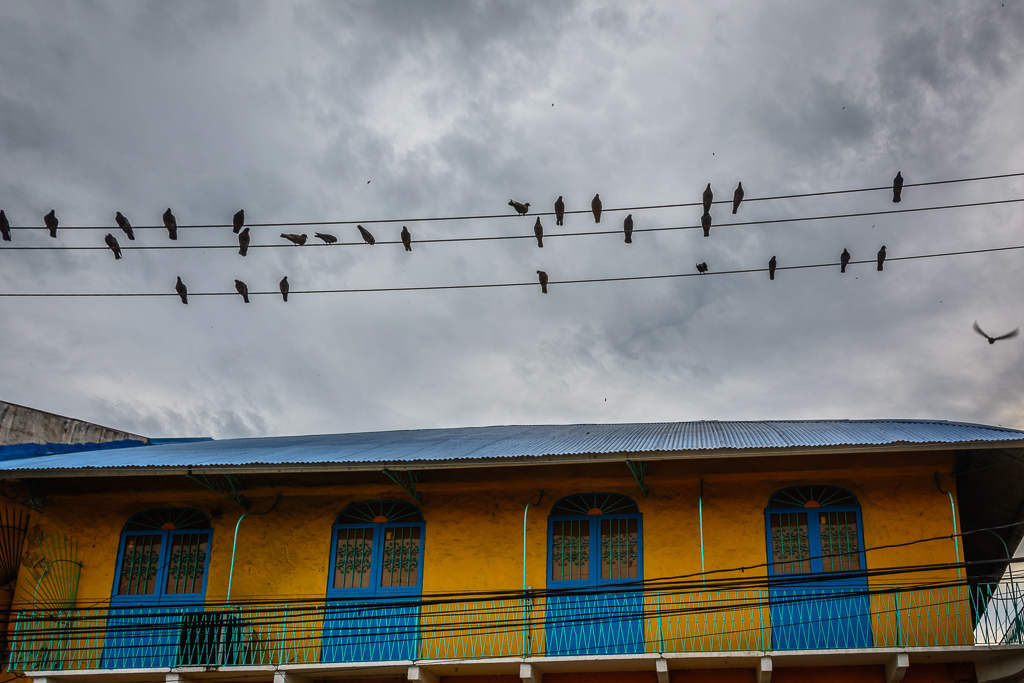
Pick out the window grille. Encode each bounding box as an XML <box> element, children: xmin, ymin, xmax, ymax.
<box><xmin>765</xmin><ymin>486</ymin><xmax>864</xmax><ymax>576</ymax></box>
<box><xmin>769</xmin><ymin>513</ymin><xmax>811</xmax><ymax>574</ymax></box>
<box><xmin>118</xmin><ymin>535</ymin><xmax>162</xmax><ymax>595</ymax></box>
<box><xmin>548</xmin><ymin>493</ymin><xmax>642</xmax><ymax>586</ymax></box>
<box><xmin>819</xmin><ymin>510</ymin><xmax>862</xmax><ymax>572</ymax></box>
<box><xmin>552</xmin><ymin>520</ymin><xmax>590</xmax><ymax>581</ymax></box>
<box><xmin>601</xmin><ymin>518</ymin><xmax>639</xmax><ymax>579</ymax></box>
<box><xmin>330</xmin><ymin>501</ymin><xmax>424</xmax><ymax>596</ymax></box>
<box><xmin>114</xmin><ymin>509</ymin><xmax>211</xmax><ymax>600</ymax></box>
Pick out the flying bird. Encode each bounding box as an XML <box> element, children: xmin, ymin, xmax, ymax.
<box><xmin>315</xmin><ymin>232</ymin><xmax>337</xmax><ymax>245</ymax></box>
<box><xmin>769</xmin><ymin>255</ymin><xmax>777</xmax><ymax>280</ymax></box>
<box><xmin>703</xmin><ymin>183</ymin><xmax>713</xmax><ymax>213</ymax></box>
<box><xmin>509</xmin><ymin>200</ymin><xmax>530</xmax><ymax>216</ymax></box>
<box><xmin>534</xmin><ymin>217</ymin><xmax>544</xmax><ymax>248</ymax></box>
<box><xmin>973</xmin><ymin>321</ymin><xmax>1019</xmax><ymax>345</ymax></box>
<box><xmin>591</xmin><ymin>194</ymin><xmax>602</xmax><ymax>223</ymax></box>
<box><xmin>238</xmin><ymin>227</ymin><xmax>250</xmax><ymax>256</ymax></box>
<box><xmin>115</xmin><ymin>212</ymin><xmax>135</xmax><ymax>240</ymax></box>
<box><xmin>0</xmin><ymin>210</ymin><xmax>10</xmax><ymax>241</ymax></box>
<box><xmin>701</xmin><ymin>211</ymin><xmax>712</xmax><ymax>237</ymax></box>
<box><xmin>401</xmin><ymin>226</ymin><xmax>412</xmax><ymax>251</ymax></box>
<box><xmin>357</xmin><ymin>225</ymin><xmax>375</xmax><ymax>245</ymax></box>
<box><xmin>232</xmin><ymin>209</ymin><xmax>245</xmax><ymax>233</ymax></box>
<box><xmin>234</xmin><ymin>279</ymin><xmax>249</xmax><ymax>303</ymax></box>
<box><xmin>877</xmin><ymin>245</ymin><xmax>886</xmax><ymax>271</ymax></box>
<box><xmin>732</xmin><ymin>182</ymin><xmax>744</xmax><ymax>214</ymax></box>
<box><xmin>841</xmin><ymin>248</ymin><xmax>851</xmax><ymax>273</ymax></box>
<box><xmin>280</xmin><ymin>233</ymin><xmax>307</xmax><ymax>245</ymax></box>
<box><xmin>892</xmin><ymin>172</ymin><xmax>903</xmax><ymax>203</ymax></box>
<box><xmin>163</xmin><ymin>208</ymin><xmax>178</xmax><ymax>240</ymax></box>
<box><xmin>175</xmin><ymin>276</ymin><xmax>188</xmax><ymax>304</ymax></box>
<box><xmin>104</xmin><ymin>233</ymin><xmax>122</xmax><ymax>259</ymax></box>
<box><xmin>280</xmin><ymin>276</ymin><xmax>289</xmax><ymax>302</ymax></box>
<box><xmin>44</xmin><ymin>210</ymin><xmax>58</xmax><ymax>238</ymax></box>
<box><xmin>696</xmin><ymin>261</ymin><xmax>708</xmax><ymax>274</ymax></box>
<box><xmin>554</xmin><ymin>196</ymin><xmax>565</xmax><ymax>226</ymax></box>
<box><xmin>623</xmin><ymin>214</ymin><xmax>633</xmax><ymax>244</ymax></box>
<box><xmin>537</xmin><ymin>270</ymin><xmax>548</xmax><ymax>294</ymax></box>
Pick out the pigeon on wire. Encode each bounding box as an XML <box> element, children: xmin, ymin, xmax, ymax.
<box><xmin>238</xmin><ymin>228</ymin><xmax>250</xmax><ymax>257</ymax></box>
<box><xmin>554</xmin><ymin>196</ymin><xmax>565</xmax><ymax>226</ymax></box>
<box><xmin>841</xmin><ymin>248</ymin><xmax>851</xmax><ymax>273</ymax></box>
<box><xmin>163</xmin><ymin>208</ymin><xmax>178</xmax><ymax>240</ymax></box>
<box><xmin>0</xmin><ymin>210</ymin><xmax>10</xmax><ymax>241</ymax></box>
<box><xmin>315</xmin><ymin>232</ymin><xmax>337</xmax><ymax>245</ymax></box>
<box><xmin>401</xmin><ymin>226</ymin><xmax>412</xmax><ymax>251</ymax></box>
<box><xmin>696</xmin><ymin>261</ymin><xmax>708</xmax><ymax>274</ymax></box>
<box><xmin>769</xmin><ymin>256</ymin><xmax>777</xmax><ymax>280</ymax></box>
<box><xmin>104</xmin><ymin>233</ymin><xmax>122</xmax><ymax>260</ymax></box>
<box><xmin>281</xmin><ymin>233</ymin><xmax>307</xmax><ymax>245</ymax></box>
<box><xmin>234</xmin><ymin>279</ymin><xmax>250</xmax><ymax>303</ymax></box>
<box><xmin>623</xmin><ymin>214</ymin><xmax>633</xmax><ymax>244</ymax></box>
<box><xmin>537</xmin><ymin>270</ymin><xmax>548</xmax><ymax>294</ymax></box>
<box><xmin>973</xmin><ymin>321</ymin><xmax>1019</xmax><ymax>345</ymax></box>
<box><xmin>44</xmin><ymin>210</ymin><xmax>58</xmax><ymax>238</ymax></box>
<box><xmin>732</xmin><ymin>182</ymin><xmax>744</xmax><ymax>214</ymax></box>
<box><xmin>280</xmin><ymin>276</ymin><xmax>289</xmax><ymax>302</ymax></box>
<box><xmin>703</xmin><ymin>184</ymin><xmax>713</xmax><ymax>213</ymax></box>
<box><xmin>877</xmin><ymin>245</ymin><xmax>886</xmax><ymax>271</ymax></box>
<box><xmin>892</xmin><ymin>172</ymin><xmax>903</xmax><ymax>203</ymax></box>
<box><xmin>509</xmin><ymin>200</ymin><xmax>530</xmax><ymax>216</ymax></box>
<box><xmin>357</xmin><ymin>225</ymin><xmax>375</xmax><ymax>245</ymax></box>
<box><xmin>175</xmin><ymin>276</ymin><xmax>188</xmax><ymax>304</ymax></box>
<box><xmin>115</xmin><ymin>212</ymin><xmax>135</xmax><ymax>240</ymax></box>
<box><xmin>534</xmin><ymin>218</ymin><xmax>544</xmax><ymax>248</ymax></box>
<box><xmin>591</xmin><ymin>194</ymin><xmax>602</xmax><ymax>223</ymax></box>
<box><xmin>701</xmin><ymin>211</ymin><xmax>712</xmax><ymax>237</ymax></box>
<box><xmin>232</xmin><ymin>209</ymin><xmax>245</xmax><ymax>234</ymax></box>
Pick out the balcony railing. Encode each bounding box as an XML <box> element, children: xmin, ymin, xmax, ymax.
<box><xmin>8</xmin><ymin>581</ymin><xmax>1024</xmax><ymax>672</ymax></box>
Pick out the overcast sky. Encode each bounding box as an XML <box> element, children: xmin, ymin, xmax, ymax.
<box><xmin>2</xmin><ymin>1</ymin><xmax>1024</xmax><ymax>439</ymax></box>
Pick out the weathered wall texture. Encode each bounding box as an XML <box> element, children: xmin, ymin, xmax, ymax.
<box><xmin>0</xmin><ymin>400</ymin><xmax>147</xmax><ymax>446</ymax></box>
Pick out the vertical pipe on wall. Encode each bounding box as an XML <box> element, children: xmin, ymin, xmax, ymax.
<box><xmin>934</xmin><ymin>473</ymin><xmax>963</xmax><ymax>581</ymax></box>
<box><xmin>227</xmin><ymin>496</ymin><xmax>280</xmax><ymax>604</ymax></box>
<box><xmin>699</xmin><ymin>479</ymin><xmax>706</xmax><ymax>585</ymax></box>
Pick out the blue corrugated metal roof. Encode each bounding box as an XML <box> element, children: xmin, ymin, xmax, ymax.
<box><xmin>0</xmin><ymin>420</ymin><xmax>1021</xmax><ymax>474</ymax></box>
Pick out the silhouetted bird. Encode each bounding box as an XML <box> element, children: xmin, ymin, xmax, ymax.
<box><xmin>115</xmin><ymin>212</ymin><xmax>135</xmax><ymax>240</ymax></box>
<box><xmin>44</xmin><ymin>210</ymin><xmax>58</xmax><ymax>238</ymax></box>
<box><xmin>841</xmin><ymin>248</ymin><xmax>851</xmax><ymax>273</ymax></box>
<box><xmin>281</xmin><ymin>233</ymin><xmax>307</xmax><ymax>245</ymax></box>
<box><xmin>623</xmin><ymin>214</ymin><xmax>633</xmax><ymax>244</ymax></box>
<box><xmin>0</xmin><ymin>210</ymin><xmax>10</xmax><ymax>241</ymax></box>
<box><xmin>537</xmin><ymin>270</ymin><xmax>548</xmax><ymax>294</ymax></box>
<box><xmin>877</xmin><ymin>245</ymin><xmax>886</xmax><ymax>271</ymax></box>
<box><xmin>696</xmin><ymin>261</ymin><xmax>708</xmax><ymax>274</ymax></box>
<box><xmin>357</xmin><ymin>225</ymin><xmax>375</xmax><ymax>245</ymax></box>
<box><xmin>973</xmin><ymin>321</ymin><xmax>1019</xmax><ymax>345</ymax></box>
<box><xmin>769</xmin><ymin>255</ymin><xmax>777</xmax><ymax>280</ymax></box>
<box><xmin>233</xmin><ymin>209</ymin><xmax>244</xmax><ymax>234</ymax></box>
<box><xmin>315</xmin><ymin>232</ymin><xmax>337</xmax><ymax>245</ymax></box>
<box><xmin>591</xmin><ymin>194</ymin><xmax>602</xmax><ymax>223</ymax></box>
<box><xmin>534</xmin><ymin>218</ymin><xmax>544</xmax><ymax>248</ymax></box>
<box><xmin>509</xmin><ymin>200</ymin><xmax>530</xmax><ymax>216</ymax></box>
<box><xmin>238</xmin><ymin>227</ymin><xmax>250</xmax><ymax>256</ymax></box>
<box><xmin>280</xmin><ymin>276</ymin><xmax>289</xmax><ymax>302</ymax></box>
<box><xmin>554</xmin><ymin>196</ymin><xmax>565</xmax><ymax>226</ymax></box>
<box><xmin>892</xmin><ymin>172</ymin><xmax>903</xmax><ymax>203</ymax></box>
<box><xmin>234</xmin><ymin>279</ymin><xmax>249</xmax><ymax>303</ymax></box>
<box><xmin>175</xmin><ymin>276</ymin><xmax>188</xmax><ymax>304</ymax></box>
<box><xmin>732</xmin><ymin>182</ymin><xmax>744</xmax><ymax>214</ymax></box>
<box><xmin>163</xmin><ymin>208</ymin><xmax>178</xmax><ymax>240</ymax></box>
<box><xmin>703</xmin><ymin>183</ymin><xmax>713</xmax><ymax>214</ymax></box>
<box><xmin>701</xmin><ymin>211</ymin><xmax>712</xmax><ymax>237</ymax></box>
<box><xmin>104</xmin><ymin>233</ymin><xmax>122</xmax><ymax>260</ymax></box>
<box><xmin>401</xmin><ymin>226</ymin><xmax>412</xmax><ymax>251</ymax></box>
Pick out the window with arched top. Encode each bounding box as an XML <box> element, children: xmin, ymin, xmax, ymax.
<box><xmin>328</xmin><ymin>501</ymin><xmax>425</xmax><ymax>596</ymax></box>
<box><xmin>111</xmin><ymin>508</ymin><xmax>212</xmax><ymax>602</ymax></box>
<box><xmin>547</xmin><ymin>493</ymin><xmax>642</xmax><ymax>587</ymax></box>
<box><xmin>765</xmin><ymin>486</ymin><xmax>865</xmax><ymax>575</ymax></box>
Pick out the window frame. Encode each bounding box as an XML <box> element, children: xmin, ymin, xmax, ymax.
<box><xmin>764</xmin><ymin>487</ymin><xmax>867</xmax><ymax>578</ymax></box>
<box><xmin>327</xmin><ymin>507</ymin><xmax>425</xmax><ymax>598</ymax></box>
<box><xmin>547</xmin><ymin>494</ymin><xmax>643</xmax><ymax>589</ymax></box>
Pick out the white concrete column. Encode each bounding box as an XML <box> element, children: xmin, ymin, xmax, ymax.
<box><xmin>757</xmin><ymin>656</ymin><xmax>773</xmax><ymax>683</ymax></box>
<box><xmin>885</xmin><ymin>653</ymin><xmax>909</xmax><ymax>683</ymax></box>
<box><xmin>274</xmin><ymin>673</ymin><xmax>306</xmax><ymax>683</ymax></box>
<box><xmin>656</xmin><ymin>657</ymin><xmax>670</xmax><ymax>683</ymax></box>
<box><xmin>520</xmin><ymin>663</ymin><xmax>542</xmax><ymax>683</ymax></box>
<box><xmin>167</xmin><ymin>673</ymin><xmax>190</xmax><ymax>683</ymax></box>
<box><xmin>408</xmin><ymin>665</ymin><xmax>439</xmax><ymax>683</ymax></box>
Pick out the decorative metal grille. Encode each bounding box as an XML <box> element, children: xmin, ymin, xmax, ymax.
<box><xmin>819</xmin><ymin>511</ymin><xmax>862</xmax><ymax>572</ymax></box>
<box><xmin>768</xmin><ymin>486</ymin><xmax>857</xmax><ymax>509</ymax></box>
<box><xmin>337</xmin><ymin>501</ymin><xmax>422</xmax><ymax>525</ymax></box>
<box><xmin>380</xmin><ymin>527</ymin><xmax>420</xmax><ymax>588</ymax></box>
<box><xmin>769</xmin><ymin>513</ymin><xmax>811</xmax><ymax>574</ymax></box>
<box><xmin>600</xmin><ymin>518</ymin><xmax>638</xmax><ymax>579</ymax></box>
<box><xmin>165</xmin><ymin>533</ymin><xmax>209</xmax><ymax>594</ymax></box>
<box><xmin>118</xmin><ymin>535</ymin><xmax>161</xmax><ymax>595</ymax></box>
<box><xmin>552</xmin><ymin>520</ymin><xmax>590</xmax><ymax>581</ymax></box>
<box><xmin>125</xmin><ymin>508</ymin><xmax>211</xmax><ymax>532</ymax></box>
<box><xmin>551</xmin><ymin>493</ymin><xmax>639</xmax><ymax>516</ymax></box>
<box><xmin>334</xmin><ymin>528</ymin><xmax>374</xmax><ymax>589</ymax></box>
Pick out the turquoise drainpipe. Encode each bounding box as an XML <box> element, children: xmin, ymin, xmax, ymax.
<box><xmin>699</xmin><ymin>479</ymin><xmax>706</xmax><ymax>585</ymax></box>
<box><xmin>934</xmin><ymin>473</ymin><xmax>962</xmax><ymax>581</ymax></box>
<box><xmin>227</xmin><ymin>496</ymin><xmax>281</xmax><ymax>604</ymax></box>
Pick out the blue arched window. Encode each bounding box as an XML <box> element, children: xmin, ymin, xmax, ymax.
<box><xmin>111</xmin><ymin>508</ymin><xmax>212</xmax><ymax>603</ymax></box>
<box><xmin>327</xmin><ymin>501</ymin><xmax>425</xmax><ymax>597</ymax></box>
<box><xmin>765</xmin><ymin>485</ymin><xmax>866</xmax><ymax>575</ymax></box>
<box><xmin>547</xmin><ymin>493</ymin><xmax>643</xmax><ymax>587</ymax></box>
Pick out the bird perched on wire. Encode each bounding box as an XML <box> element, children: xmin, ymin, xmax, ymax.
<box><xmin>703</xmin><ymin>184</ymin><xmax>713</xmax><ymax>214</ymax></box>
<box><xmin>591</xmin><ymin>194</ymin><xmax>602</xmax><ymax>223</ymax></box>
<box><xmin>232</xmin><ymin>209</ymin><xmax>245</xmax><ymax>234</ymax></box>
<box><xmin>0</xmin><ymin>210</ymin><xmax>10</xmax><ymax>241</ymax></box>
<box><xmin>877</xmin><ymin>245</ymin><xmax>886</xmax><ymax>271</ymax></box>
<box><xmin>115</xmin><ymin>212</ymin><xmax>135</xmax><ymax>240</ymax></box>
<box><xmin>104</xmin><ymin>233</ymin><xmax>122</xmax><ymax>260</ymax></box>
<box><xmin>238</xmin><ymin>227</ymin><xmax>250</xmax><ymax>257</ymax></box>
<box><xmin>623</xmin><ymin>214</ymin><xmax>633</xmax><ymax>244</ymax></box>
<box><xmin>769</xmin><ymin>256</ymin><xmax>777</xmax><ymax>280</ymax></box>
<box><xmin>892</xmin><ymin>172</ymin><xmax>903</xmax><ymax>203</ymax></box>
<box><xmin>696</xmin><ymin>261</ymin><xmax>708</xmax><ymax>274</ymax></box>
<box><xmin>973</xmin><ymin>321</ymin><xmax>1019</xmax><ymax>345</ymax></box>
<box><xmin>44</xmin><ymin>209</ymin><xmax>58</xmax><ymax>238</ymax></box>
<box><xmin>509</xmin><ymin>200</ymin><xmax>530</xmax><ymax>216</ymax></box>
<box><xmin>163</xmin><ymin>208</ymin><xmax>178</xmax><ymax>240</ymax></box>
<box><xmin>281</xmin><ymin>233</ymin><xmax>307</xmax><ymax>246</ymax></box>
<box><xmin>537</xmin><ymin>270</ymin><xmax>548</xmax><ymax>294</ymax></box>
<box><xmin>234</xmin><ymin>279</ymin><xmax>249</xmax><ymax>303</ymax></box>
<box><xmin>280</xmin><ymin>276</ymin><xmax>289</xmax><ymax>302</ymax></box>
<box><xmin>314</xmin><ymin>232</ymin><xmax>337</xmax><ymax>245</ymax></box>
<box><xmin>555</xmin><ymin>196</ymin><xmax>565</xmax><ymax>226</ymax></box>
<box><xmin>841</xmin><ymin>248</ymin><xmax>851</xmax><ymax>273</ymax></box>
<box><xmin>401</xmin><ymin>226</ymin><xmax>412</xmax><ymax>251</ymax></box>
<box><xmin>534</xmin><ymin>218</ymin><xmax>544</xmax><ymax>248</ymax></box>
<box><xmin>701</xmin><ymin>211</ymin><xmax>712</xmax><ymax>237</ymax></box>
<box><xmin>732</xmin><ymin>182</ymin><xmax>744</xmax><ymax>214</ymax></box>
<box><xmin>357</xmin><ymin>225</ymin><xmax>375</xmax><ymax>245</ymax></box>
<box><xmin>175</xmin><ymin>276</ymin><xmax>188</xmax><ymax>304</ymax></box>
